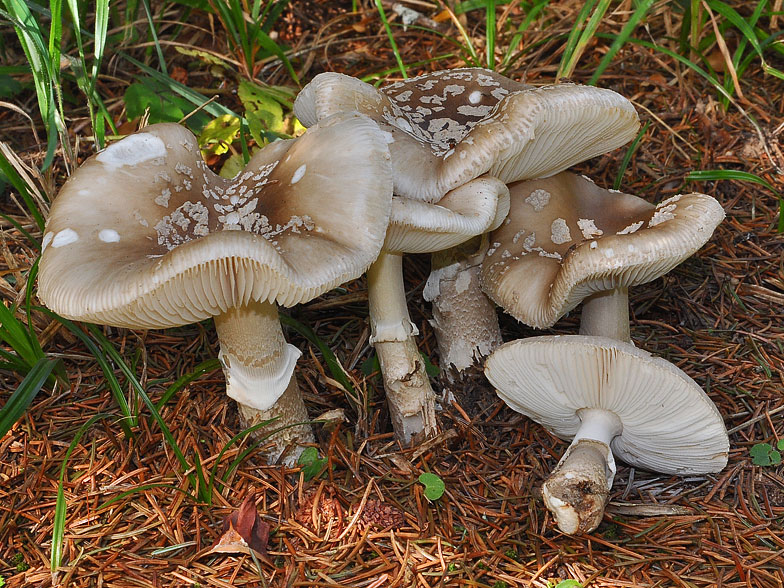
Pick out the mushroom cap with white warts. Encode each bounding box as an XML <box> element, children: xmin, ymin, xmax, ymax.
<box><xmin>481</xmin><ymin>172</ymin><xmax>726</xmax><ymax>329</ymax></box>
<box><xmin>383</xmin><ymin>176</ymin><xmax>510</xmax><ymax>254</ymax></box>
<box><xmin>484</xmin><ymin>335</ymin><xmax>729</xmax><ymax>475</ymax></box>
<box><xmin>38</xmin><ymin>115</ymin><xmax>393</xmax><ymax>328</ymax></box>
<box><xmin>294</xmin><ymin>69</ymin><xmax>639</xmax><ymax>202</ymax></box>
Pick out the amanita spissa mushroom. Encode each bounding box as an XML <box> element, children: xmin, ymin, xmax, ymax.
<box><xmin>485</xmin><ymin>335</ymin><xmax>729</xmax><ymax>534</ymax></box>
<box><xmin>481</xmin><ymin>172</ymin><xmax>726</xmax><ymax>339</ymax></box>
<box><xmin>296</xmin><ymin>69</ymin><xmax>641</xmax><ymax>380</ymax></box>
<box><xmin>38</xmin><ymin>115</ymin><xmax>393</xmax><ymax>462</ymax></box>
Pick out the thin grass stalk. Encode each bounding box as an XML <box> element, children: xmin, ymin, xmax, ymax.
<box><xmin>1</xmin><ymin>2</ymin><xmax>63</xmax><ymax>170</ymax></box>
<box><xmin>141</xmin><ymin>0</ymin><xmax>168</xmax><ymax>74</ymax></box>
<box><xmin>500</xmin><ymin>0</ymin><xmax>550</xmax><ymax>69</ymax></box>
<box><xmin>614</xmin><ymin>121</ymin><xmax>650</xmax><ymax>190</ymax></box>
<box><xmin>36</xmin><ymin>308</ymin><xmax>136</xmax><ymax>438</ymax></box>
<box><xmin>51</xmin><ymin>413</ymin><xmax>113</xmax><ymax>574</ymax></box>
<box><xmin>557</xmin><ymin>0</ymin><xmax>612</xmax><ymax>80</ymax></box>
<box><xmin>0</xmin><ymin>143</ymin><xmax>48</xmax><ymax>230</ymax></box>
<box><xmin>686</xmin><ymin>169</ymin><xmax>783</xmax><ymax>232</ymax></box>
<box><xmin>375</xmin><ymin>0</ymin><xmax>408</xmax><ymax>78</ymax></box>
<box><xmin>85</xmin><ymin>324</ymin><xmax>210</xmax><ymax>501</ymax></box>
<box><xmin>485</xmin><ymin>0</ymin><xmax>496</xmax><ymax>69</ymax></box>
<box><xmin>0</xmin><ymin>357</ymin><xmax>61</xmax><ymax>438</ymax></box>
<box><xmin>588</xmin><ymin>0</ymin><xmax>656</xmax><ymax>85</ymax></box>
<box><xmin>436</xmin><ymin>0</ymin><xmax>481</xmax><ymax>66</ymax></box>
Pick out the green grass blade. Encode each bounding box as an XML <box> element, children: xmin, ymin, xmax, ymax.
<box><xmin>558</xmin><ymin>0</ymin><xmax>612</xmax><ymax>80</ymax></box>
<box><xmin>0</xmin><ymin>298</ymin><xmax>44</xmax><ymax>368</ymax></box>
<box><xmin>375</xmin><ymin>0</ymin><xmax>408</xmax><ymax>78</ymax></box>
<box><xmin>85</xmin><ymin>324</ymin><xmax>209</xmax><ymax>501</ymax></box>
<box><xmin>0</xmin><ymin>144</ymin><xmax>47</xmax><ymax>231</ymax></box>
<box><xmin>154</xmin><ymin>358</ymin><xmax>221</xmax><ymax>410</ymax></box>
<box><xmin>279</xmin><ymin>313</ymin><xmax>357</xmax><ymax>397</ymax></box>
<box><xmin>0</xmin><ymin>357</ymin><xmax>60</xmax><ymax>438</ymax></box>
<box><xmin>140</xmin><ymin>0</ymin><xmax>168</xmax><ymax>74</ymax></box>
<box><xmin>588</xmin><ymin>0</ymin><xmax>656</xmax><ymax>85</ymax></box>
<box><xmin>51</xmin><ymin>413</ymin><xmax>113</xmax><ymax>573</ymax></box>
<box><xmin>686</xmin><ymin>169</ymin><xmax>783</xmax><ymax>231</ymax></box>
<box><xmin>614</xmin><ymin>121</ymin><xmax>650</xmax><ymax>190</ymax></box>
<box><xmin>556</xmin><ymin>0</ymin><xmax>597</xmax><ymax>79</ymax></box>
<box><xmin>485</xmin><ymin>0</ymin><xmax>496</xmax><ymax>69</ymax></box>
<box><xmin>35</xmin><ymin>308</ymin><xmax>136</xmax><ymax>437</ymax></box>
<box><xmin>0</xmin><ymin>3</ymin><xmax>60</xmax><ymax>169</ymax></box>
<box><xmin>500</xmin><ymin>0</ymin><xmax>550</xmax><ymax>69</ymax></box>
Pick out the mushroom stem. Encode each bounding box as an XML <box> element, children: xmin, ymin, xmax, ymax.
<box><xmin>424</xmin><ymin>237</ymin><xmax>503</xmax><ymax>382</ymax></box>
<box><xmin>214</xmin><ymin>300</ymin><xmax>314</xmax><ymax>463</ymax></box>
<box><xmin>579</xmin><ymin>287</ymin><xmax>630</xmax><ymax>342</ymax></box>
<box><xmin>367</xmin><ymin>251</ymin><xmax>437</xmax><ymax>443</ymax></box>
<box><xmin>541</xmin><ymin>408</ymin><xmax>623</xmax><ymax>534</ymax></box>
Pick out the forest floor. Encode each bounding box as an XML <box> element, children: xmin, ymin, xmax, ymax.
<box><xmin>1</xmin><ymin>1</ymin><xmax>783</xmax><ymax>586</ymax></box>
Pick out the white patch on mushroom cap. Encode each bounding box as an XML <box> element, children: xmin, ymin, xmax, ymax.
<box><xmin>155</xmin><ymin>188</ymin><xmax>172</xmax><ymax>207</ymax></box>
<box><xmin>648</xmin><ymin>204</ymin><xmax>677</xmax><ymax>227</ymax></box>
<box><xmin>577</xmin><ymin>218</ymin><xmax>603</xmax><ymax>239</ymax></box>
<box><xmin>96</xmin><ymin>133</ymin><xmax>167</xmax><ymax>169</ymax></box>
<box><xmin>525</xmin><ymin>189</ymin><xmax>551</xmax><ymax>212</ymax></box>
<box><xmin>41</xmin><ymin>232</ymin><xmax>54</xmax><ymax>253</ymax></box>
<box><xmin>590</xmin><ymin>240</ymin><xmax>598</xmax><ymax>249</ymax></box>
<box><xmin>291</xmin><ymin>164</ymin><xmax>307</xmax><ymax>185</ymax></box>
<box><xmin>468</xmin><ymin>90</ymin><xmax>482</xmax><ymax>104</ymax></box>
<box><xmin>617</xmin><ymin>221</ymin><xmax>644</xmax><ymax>235</ymax></box>
<box><xmin>550</xmin><ymin>218</ymin><xmax>572</xmax><ymax>244</ymax></box>
<box><xmin>98</xmin><ymin>229</ymin><xmax>120</xmax><ymax>243</ymax></box>
<box><xmin>51</xmin><ymin>228</ymin><xmax>79</xmax><ymax>248</ymax></box>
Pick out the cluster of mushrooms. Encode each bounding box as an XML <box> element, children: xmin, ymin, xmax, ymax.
<box><xmin>37</xmin><ymin>68</ymin><xmax>729</xmax><ymax>535</ymax></box>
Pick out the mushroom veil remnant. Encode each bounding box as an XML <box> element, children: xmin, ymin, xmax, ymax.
<box><xmin>38</xmin><ymin>115</ymin><xmax>394</xmax><ymax>463</ymax></box>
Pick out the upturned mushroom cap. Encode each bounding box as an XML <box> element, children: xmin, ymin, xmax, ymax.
<box><xmin>383</xmin><ymin>176</ymin><xmax>510</xmax><ymax>254</ymax></box>
<box><xmin>484</xmin><ymin>335</ymin><xmax>729</xmax><ymax>475</ymax></box>
<box><xmin>294</xmin><ymin>69</ymin><xmax>639</xmax><ymax>202</ymax></box>
<box><xmin>38</xmin><ymin>115</ymin><xmax>394</xmax><ymax>327</ymax></box>
<box><xmin>481</xmin><ymin>172</ymin><xmax>726</xmax><ymax>329</ymax></box>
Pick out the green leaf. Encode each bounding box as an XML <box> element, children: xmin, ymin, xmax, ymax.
<box><xmin>418</xmin><ymin>472</ymin><xmax>445</xmax><ymax>501</ymax></box>
<box><xmin>297</xmin><ymin>447</ymin><xmax>327</xmax><ymax>481</ymax></box>
<box><xmin>552</xmin><ymin>581</ymin><xmax>584</xmax><ymax>588</ymax></box>
<box><xmin>750</xmin><ymin>442</ymin><xmax>774</xmax><ymax>466</ymax></box>
<box><xmin>777</xmin><ymin>439</ymin><xmax>784</xmax><ymax>451</ymax></box>
<box><xmin>123</xmin><ymin>77</ymin><xmax>211</xmax><ymax>132</ymax></box>
<box><xmin>198</xmin><ymin>114</ymin><xmax>241</xmax><ymax>155</ymax></box>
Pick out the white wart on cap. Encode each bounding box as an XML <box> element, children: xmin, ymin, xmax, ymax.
<box><xmin>38</xmin><ymin>116</ymin><xmax>393</xmax><ymax>462</ymax></box>
<box><xmin>484</xmin><ymin>335</ymin><xmax>729</xmax><ymax>534</ymax></box>
<box><xmin>481</xmin><ymin>172</ymin><xmax>726</xmax><ymax>335</ymax></box>
<box><xmin>294</xmin><ymin>69</ymin><xmax>639</xmax><ymax>202</ymax></box>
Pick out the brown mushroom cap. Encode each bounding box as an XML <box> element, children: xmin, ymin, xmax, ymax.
<box><xmin>39</xmin><ymin>115</ymin><xmax>393</xmax><ymax>328</ymax></box>
<box><xmin>294</xmin><ymin>69</ymin><xmax>639</xmax><ymax>202</ymax></box>
<box><xmin>485</xmin><ymin>335</ymin><xmax>729</xmax><ymax>475</ymax></box>
<box><xmin>480</xmin><ymin>172</ymin><xmax>726</xmax><ymax>329</ymax></box>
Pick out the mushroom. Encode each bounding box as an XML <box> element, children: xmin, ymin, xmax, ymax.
<box><xmin>481</xmin><ymin>172</ymin><xmax>726</xmax><ymax>340</ymax></box>
<box><xmin>369</xmin><ymin>175</ymin><xmax>510</xmax><ymax>442</ymax></box>
<box><xmin>484</xmin><ymin>335</ymin><xmax>729</xmax><ymax>534</ymax></box>
<box><xmin>295</xmin><ymin>69</ymin><xmax>641</xmax><ymax>376</ymax></box>
<box><xmin>38</xmin><ymin>115</ymin><xmax>394</xmax><ymax>463</ymax></box>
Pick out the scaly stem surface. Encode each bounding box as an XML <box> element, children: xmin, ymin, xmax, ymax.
<box><xmin>367</xmin><ymin>251</ymin><xmax>437</xmax><ymax>443</ymax></box>
<box><xmin>424</xmin><ymin>237</ymin><xmax>502</xmax><ymax>381</ymax></box>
